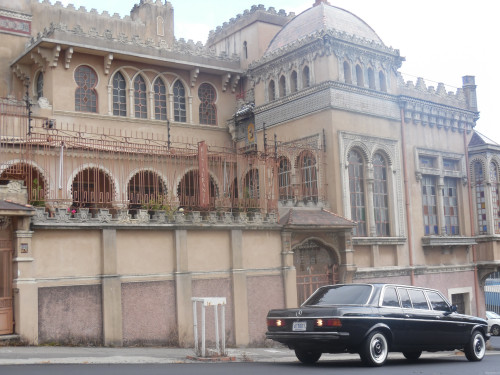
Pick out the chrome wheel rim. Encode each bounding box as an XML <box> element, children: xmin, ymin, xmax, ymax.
<box><xmin>370</xmin><ymin>333</ymin><xmax>387</xmax><ymax>364</ymax></box>
<box><xmin>474</xmin><ymin>334</ymin><xmax>485</xmax><ymax>358</ymax></box>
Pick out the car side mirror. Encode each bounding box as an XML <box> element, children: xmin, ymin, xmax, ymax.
<box><xmin>444</xmin><ymin>305</ymin><xmax>457</xmax><ymax>316</ymax></box>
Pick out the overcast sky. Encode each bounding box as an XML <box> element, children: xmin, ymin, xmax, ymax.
<box><xmin>58</xmin><ymin>0</ymin><xmax>499</xmax><ymax>142</ymax></box>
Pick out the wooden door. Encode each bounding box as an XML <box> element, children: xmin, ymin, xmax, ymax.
<box><xmin>0</xmin><ymin>240</ymin><xmax>13</xmax><ymax>335</ymax></box>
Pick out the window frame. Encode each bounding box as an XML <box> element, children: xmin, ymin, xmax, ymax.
<box><xmin>75</xmin><ymin>65</ymin><xmax>98</xmax><ymax>113</ymax></box>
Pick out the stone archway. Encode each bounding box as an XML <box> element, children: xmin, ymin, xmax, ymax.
<box><xmin>293</xmin><ymin>239</ymin><xmax>339</xmax><ymax>305</ymax></box>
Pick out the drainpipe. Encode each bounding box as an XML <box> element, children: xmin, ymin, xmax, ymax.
<box><xmin>463</xmin><ymin>127</ymin><xmax>481</xmax><ymax>315</ymax></box>
<box><xmin>399</xmin><ymin>104</ymin><xmax>415</xmax><ymax>285</ymax></box>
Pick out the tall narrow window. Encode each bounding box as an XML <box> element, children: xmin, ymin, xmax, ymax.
<box><xmin>157</xmin><ymin>16</ymin><xmax>164</xmax><ymax>36</ymax></box>
<box><xmin>113</xmin><ymin>71</ymin><xmax>127</xmax><ymax>116</ymax></box>
<box><xmin>36</xmin><ymin>72</ymin><xmax>44</xmax><ymax>99</ymax></box>
<box><xmin>198</xmin><ymin>83</ymin><xmax>217</xmax><ymax>125</ymax></box>
<box><xmin>379</xmin><ymin>71</ymin><xmax>387</xmax><ymax>92</ymax></box>
<box><xmin>348</xmin><ymin>150</ymin><xmax>366</xmax><ymax>236</ymax></box>
<box><xmin>243</xmin><ymin>169</ymin><xmax>260</xmax><ymax>200</ymax></box>
<box><xmin>373</xmin><ymin>153</ymin><xmax>390</xmax><ymax>236</ymax></box>
<box><xmin>154</xmin><ymin>78</ymin><xmax>167</xmax><ymax>121</ymax></box>
<box><xmin>491</xmin><ymin>162</ymin><xmax>500</xmax><ymax>234</ymax></box>
<box><xmin>302</xmin><ymin>66</ymin><xmax>310</xmax><ymax>88</ymax></box>
<box><xmin>474</xmin><ymin>162</ymin><xmax>487</xmax><ymax>234</ymax></box>
<box><xmin>134</xmin><ymin>75</ymin><xmax>147</xmax><ymax>119</ymax></box>
<box><xmin>268</xmin><ymin>80</ymin><xmax>276</xmax><ymax>101</ymax></box>
<box><xmin>173</xmin><ymin>80</ymin><xmax>186</xmax><ymax>122</ymax></box>
<box><xmin>422</xmin><ymin>175</ymin><xmax>438</xmax><ymax>235</ymax></box>
<box><xmin>278</xmin><ymin>157</ymin><xmax>293</xmax><ymax>202</ymax></box>
<box><xmin>243</xmin><ymin>41</ymin><xmax>248</xmax><ymax>59</ymax></box>
<box><xmin>356</xmin><ymin>64</ymin><xmax>364</xmax><ymax>87</ymax></box>
<box><xmin>279</xmin><ymin>75</ymin><xmax>286</xmax><ymax>97</ymax></box>
<box><xmin>299</xmin><ymin>151</ymin><xmax>317</xmax><ymax>203</ymax></box>
<box><xmin>443</xmin><ymin>177</ymin><xmax>459</xmax><ymax>235</ymax></box>
<box><xmin>75</xmin><ymin>65</ymin><xmax>97</xmax><ymax>113</ymax></box>
<box><xmin>343</xmin><ymin>61</ymin><xmax>352</xmax><ymax>84</ymax></box>
<box><xmin>290</xmin><ymin>71</ymin><xmax>298</xmax><ymax>93</ymax></box>
<box><xmin>368</xmin><ymin>68</ymin><xmax>375</xmax><ymax>89</ymax></box>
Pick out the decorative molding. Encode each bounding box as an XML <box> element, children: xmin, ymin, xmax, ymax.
<box><xmin>190</xmin><ymin>68</ymin><xmax>199</xmax><ymax>87</ymax></box>
<box><xmin>64</xmin><ymin>47</ymin><xmax>73</xmax><ymax>69</ymax></box>
<box><xmin>104</xmin><ymin>53</ymin><xmax>113</xmax><ymax>75</ymax></box>
<box><xmin>231</xmin><ymin>74</ymin><xmax>241</xmax><ymax>93</ymax></box>
<box><xmin>221</xmin><ymin>73</ymin><xmax>231</xmax><ymax>92</ymax></box>
<box><xmin>37</xmin><ymin>45</ymin><xmax>61</xmax><ymax>68</ymax></box>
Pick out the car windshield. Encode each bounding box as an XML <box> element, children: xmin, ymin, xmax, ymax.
<box><xmin>303</xmin><ymin>285</ymin><xmax>373</xmax><ymax>306</ymax></box>
<box><xmin>487</xmin><ymin>311</ymin><xmax>500</xmax><ymax>319</ymax></box>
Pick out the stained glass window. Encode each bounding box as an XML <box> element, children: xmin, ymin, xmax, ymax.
<box><xmin>198</xmin><ymin>83</ymin><xmax>217</xmax><ymax>125</ymax></box>
<box><xmin>348</xmin><ymin>150</ymin><xmax>366</xmax><ymax>236</ymax></box>
<box><xmin>173</xmin><ymin>80</ymin><xmax>186</xmax><ymax>122</ymax></box>
<box><xmin>112</xmin><ymin>72</ymin><xmax>127</xmax><ymax>116</ymax></box>
<box><xmin>154</xmin><ymin>78</ymin><xmax>167</xmax><ymax>121</ymax></box>
<box><xmin>75</xmin><ymin>65</ymin><xmax>97</xmax><ymax>113</ymax></box>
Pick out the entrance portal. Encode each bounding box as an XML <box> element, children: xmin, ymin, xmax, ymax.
<box><xmin>294</xmin><ymin>239</ymin><xmax>338</xmax><ymax>305</ymax></box>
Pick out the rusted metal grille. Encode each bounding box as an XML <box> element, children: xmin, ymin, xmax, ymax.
<box><xmin>1</xmin><ymin>99</ymin><xmax>326</xmax><ymax>216</ymax></box>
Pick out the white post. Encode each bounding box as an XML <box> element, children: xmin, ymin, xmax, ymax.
<box><xmin>221</xmin><ymin>304</ymin><xmax>226</xmax><ymax>355</ymax></box>
<box><xmin>192</xmin><ymin>300</ymin><xmax>198</xmax><ymax>355</ymax></box>
<box><xmin>214</xmin><ymin>304</ymin><xmax>220</xmax><ymax>354</ymax></box>
<box><xmin>201</xmin><ymin>303</ymin><xmax>206</xmax><ymax>357</ymax></box>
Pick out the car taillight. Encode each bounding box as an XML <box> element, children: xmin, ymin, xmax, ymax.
<box><xmin>315</xmin><ymin>318</ymin><xmax>341</xmax><ymax>327</ymax></box>
<box><xmin>267</xmin><ymin>318</ymin><xmax>286</xmax><ymax>327</ymax></box>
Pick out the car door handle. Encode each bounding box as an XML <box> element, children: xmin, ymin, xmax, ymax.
<box><xmin>405</xmin><ymin>314</ymin><xmax>411</xmax><ymax>318</ymax></box>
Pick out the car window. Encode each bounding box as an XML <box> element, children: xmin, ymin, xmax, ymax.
<box><xmin>304</xmin><ymin>285</ymin><xmax>372</xmax><ymax>306</ymax></box>
<box><xmin>398</xmin><ymin>288</ymin><xmax>412</xmax><ymax>309</ymax></box>
<box><xmin>382</xmin><ymin>287</ymin><xmax>400</xmax><ymax>307</ymax></box>
<box><xmin>408</xmin><ymin>289</ymin><xmax>429</xmax><ymax>310</ymax></box>
<box><xmin>426</xmin><ymin>291</ymin><xmax>449</xmax><ymax>311</ymax></box>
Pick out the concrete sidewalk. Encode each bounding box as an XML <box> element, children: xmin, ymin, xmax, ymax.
<box><xmin>0</xmin><ymin>345</ymin><xmax>498</xmax><ymax>365</ymax></box>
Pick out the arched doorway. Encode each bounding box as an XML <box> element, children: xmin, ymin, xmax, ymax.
<box><xmin>293</xmin><ymin>239</ymin><xmax>338</xmax><ymax>305</ymax></box>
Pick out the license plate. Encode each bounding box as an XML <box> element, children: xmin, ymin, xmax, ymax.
<box><xmin>293</xmin><ymin>321</ymin><xmax>307</xmax><ymax>331</ymax></box>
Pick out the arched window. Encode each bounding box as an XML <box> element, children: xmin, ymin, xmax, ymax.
<box><xmin>243</xmin><ymin>168</ymin><xmax>260</xmax><ymax>200</ymax></box>
<box><xmin>278</xmin><ymin>157</ymin><xmax>293</xmax><ymax>202</ymax></box>
<box><xmin>113</xmin><ymin>71</ymin><xmax>127</xmax><ymax>116</ymax></box>
<box><xmin>379</xmin><ymin>71</ymin><xmax>387</xmax><ymax>92</ymax></box>
<box><xmin>268</xmin><ymin>80</ymin><xmax>276</xmax><ymax>101</ymax></box>
<box><xmin>302</xmin><ymin>66</ymin><xmax>310</xmax><ymax>88</ymax></box>
<box><xmin>243</xmin><ymin>41</ymin><xmax>248</xmax><ymax>59</ymax></box>
<box><xmin>373</xmin><ymin>153</ymin><xmax>390</xmax><ymax>236</ymax></box>
<box><xmin>290</xmin><ymin>71</ymin><xmax>298</xmax><ymax>93</ymax></box>
<box><xmin>356</xmin><ymin>64</ymin><xmax>364</xmax><ymax>87</ymax></box>
<box><xmin>72</xmin><ymin>167</ymin><xmax>114</xmax><ymax>215</ymax></box>
<box><xmin>178</xmin><ymin>170</ymin><xmax>217</xmax><ymax>210</ymax></box>
<box><xmin>298</xmin><ymin>151</ymin><xmax>318</xmax><ymax>203</ymax></box>
<box><xmin>127</xmin><ymin>170</ymin><xmax>167</xmax><ymax>212</ymax></box>
<box><xmin>134</xmin><ymin>75</ymin><xmax>147</xmax><ymax>119</ymax></box>
<box><xmin>157</xmin><ymin>16</ymin><xmax>164</xmax><ymax>36</ymax></box>
<box><xmin>348</xmin><ymin>149</ymin><xmax>366</xmax><ymax>236</ymax></box>
<box><xmin>368</xmin><ymin>68</ymin><xmax>375</xmax><ymax>89</ymax></box>
<box><xmin>154</xmin><ymin>78</ymin><xmax>167</xmax><ymax>121</ymax></box>
<box><xmin>474</xmin><ymin>162</ymin><xmax>487</xmax><ymax>234</ymax></box>
<box><xmin>173</xmin><ymin>80</ymin><xmax>186</xmax><ymax>122</ymax></box>
<box><xmin>490</xmin><ymin>162</ymin><xmax>500</xmax><ymax>234</ymax></box>
<box><xmin>198</xmin><ymin>83</ymin><xmax>217</xmax><ymax>125</ymax></box>
<box><xmin>343</xmin><ymin>61</ymin><xmax>352</xmax><ymax>84</ymax></box>
<box><xmin>75</xmin><ymin>65</ymin><xmax>97</xmax><ymax>113</ymax></box>
<box><xmin>36</xmin><ymin>72</ymin><xmax>44</xmax><ymax>99</ymax></box>
<box><xmin>279</xmin><ymin>75</ymin><xmax>286</xmax><ymax>97</ymax></box>
<box><xmin>0</xmin><ymin>163</ymin><xmax>46</xmax><ymax>206</ymax></box>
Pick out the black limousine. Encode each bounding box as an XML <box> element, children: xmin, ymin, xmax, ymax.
<box><xmin>266</xmin><ymin>283</ymin><xmax>489</xmax><ymax>366</ymax></box>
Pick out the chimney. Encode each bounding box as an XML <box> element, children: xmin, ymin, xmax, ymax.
<box><xmin>462</xmin><ymin>75</ymin><xmax>478</xmax><ymax>112</ymax></box>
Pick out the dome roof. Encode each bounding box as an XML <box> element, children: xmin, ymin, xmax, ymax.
<box><xmin>266</xmin><ymin>2</ymin><xmax>384</xmax><ymax>54</ymax></box>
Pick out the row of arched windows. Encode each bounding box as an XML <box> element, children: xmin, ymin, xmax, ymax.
<box><xmin>47</xmin><ymin>65</ymin><xmax>219</xmax><ymax>125</ymax></box>
<box><xmin>343</xmin><ymin>61</ymin><xmax>387</xmax><ymax>92</ymax></box>
<box><xmin>268</xmin><ymin>66</ymin><xmax>310</xmax><ymax>101</ymax></box>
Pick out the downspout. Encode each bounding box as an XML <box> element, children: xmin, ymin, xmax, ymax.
<box><xmin>400</xmin><ymin>104</ymin><xmax>415</xmax><ymax>285</ymax></box>
<box><xmin>463</xmin><ymin>127</ymin><xmax>481</xmax><ymax>315</ymax></box>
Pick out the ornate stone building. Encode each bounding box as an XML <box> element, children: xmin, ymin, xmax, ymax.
<box><xmin>0</xmin><ymin>0</ymin><xmax>495</xmax><ymax>347</ymax></box>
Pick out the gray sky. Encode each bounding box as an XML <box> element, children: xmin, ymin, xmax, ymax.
<box><xmin>59</xmin><ymin>0</ymin><xmax>499</xmax><ymax>142</ymax></box>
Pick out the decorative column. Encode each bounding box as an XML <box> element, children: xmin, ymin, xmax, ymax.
<box><xmin>12</xmin><ymin>216</ymin><xmax>37</xmax><ymax>344</ymax></box>
<box><xmin>175</xmin><ymin>229</ymin><xmax>193</xmax><ymax>346</ymax></box>
<box><xmin>437</xmin><ymin>177</ymin><xmax>446</xmax><ymax>235</ymax></box>
<box><xmin>230</xmin><ymin>229</ymin><xmax>249</xmax><ymax>346</ymax></box>
<box><xmin>281</xmin><ymin>231</ymin><xmax>297</xmax><ymax>308</ymax></box>
<box><xmin>366</xmin><ymin>165</ymin><xmax>377</xmax><ymax>236</ymax></box>
<box><xmin>101</xmin><ymin>229</ymin><xmax>123</xmax><ymax>346</ymax></box>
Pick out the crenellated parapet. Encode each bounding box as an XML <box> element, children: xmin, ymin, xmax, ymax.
<box><xmin>207</xmin><ymin>4</ymin><xmax>294</xmax><ymax>46</ymax></box>
<box><xmin>23</xmin><ymin>22</ymin><xmax>240</xmax><ymax>63</ymax></box>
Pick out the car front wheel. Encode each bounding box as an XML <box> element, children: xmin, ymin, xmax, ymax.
<box><xmin>294</xmin><ymin>349</ymin><xmax>321</xmax><ymax>364</ymax></box>
<box><xmin>464</xmin><ymin>330</ymin><xmax>486</xmax><ymax>361</ymax></box>
<box><xmin>491</xmin><ymin>325</ymin><xmax>500</xmax><ymax>336</ymax></box>
<box><xmin>360</xmin><ymin>330</ymin><xmax>389</xmax><ymax>367</ymax></box>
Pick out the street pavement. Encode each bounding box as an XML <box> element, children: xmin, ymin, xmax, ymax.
<box><xmin>0</xmin><ymin>343</ymin><xmax>499</xmax><ymax>365</ymax></box>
